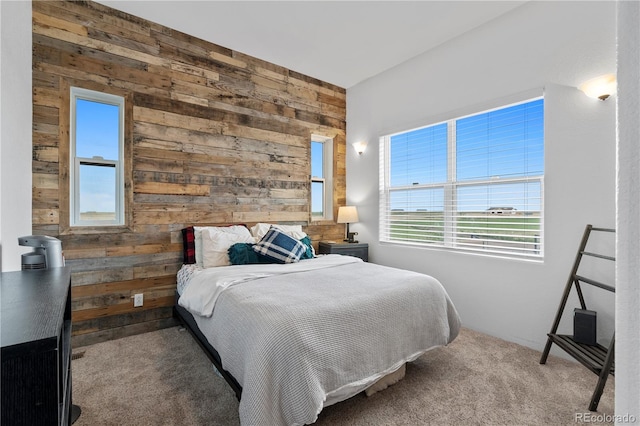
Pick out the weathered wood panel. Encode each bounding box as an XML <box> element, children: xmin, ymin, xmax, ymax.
<box><xmin>32</xmin><ymin>0</ymin><xmax>347</xmax><ymax>347</ymax></box>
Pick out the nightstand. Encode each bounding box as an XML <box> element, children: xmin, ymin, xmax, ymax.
<box><xmin>318</xmin><ymin>241</ymin><xmax>368</xmax><ymax>262</ymax></box>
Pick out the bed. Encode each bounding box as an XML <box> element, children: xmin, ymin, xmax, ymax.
<box><xmin>174</xmin><ymin>224</ymin><xmax>461</xmax><ymax>426</ymax></box>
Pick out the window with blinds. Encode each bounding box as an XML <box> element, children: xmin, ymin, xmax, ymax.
<box><xmin>311</xmin><ymin>135</ymin><xmax>333</xmax><ymax>220</ymax></box>
<box><xmin>379</xmin><ymin>98</ymin><xmax>544</xmax><ymax>259</ymax></box>
<box><xmin>70</xmin><ymin>87</ymin><xmax>125</xmax><ymax>226</ymax></box>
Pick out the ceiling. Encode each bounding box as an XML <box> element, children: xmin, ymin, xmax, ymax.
<box><xmin>97</xmin><ymin>1</ymin><xmax>527</xmax><ymax>89</ymax></box>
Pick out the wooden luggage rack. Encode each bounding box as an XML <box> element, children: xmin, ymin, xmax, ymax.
<box><xmin>539</xmin><ymin>224</ymin><xmax>615</xmax><ymax>412</ymax></box>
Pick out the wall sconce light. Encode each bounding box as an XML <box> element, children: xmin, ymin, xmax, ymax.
<box><xmin>579</xmin><ymin>74</ymin><xmax>617</xmax><ymax>101</ymax></box>
<box><xmin>352</xmin><ymin>141</ymin><xmax>367</xmax><ymax>155</ymax></box>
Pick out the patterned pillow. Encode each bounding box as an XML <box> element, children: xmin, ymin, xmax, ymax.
<box><xmin>181</xmin><ymin>226</ymin><xmax>196</xmax><ymax>264</ymax></box>
<box><xmin>253</xmin><ymin>227</ymin><xmax>306</xmax><ymax>264</ymax></box>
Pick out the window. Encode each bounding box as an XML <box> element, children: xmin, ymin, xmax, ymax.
<box><xmin>311</xmin><ymin>135</ymin><xmax>333</xmax><ymax>220</ymax></box>
<box><xmin>70</xmin><ymin>87</ymin><xmax>125</xmax><ymax>226</ymax></box>
<box><xmin>380</xmin><ymin>98</ymin><xmax>544</xmax><ymax>259</ymax></box>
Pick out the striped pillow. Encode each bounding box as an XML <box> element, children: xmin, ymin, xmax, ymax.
<box><xmin>253</xmin><ymin>227</ymin><xmax>306</xmax><ymax>264</ymax></box>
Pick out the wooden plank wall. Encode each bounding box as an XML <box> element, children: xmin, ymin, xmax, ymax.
<box><xmin>31</xmin><ymin>0</ymin><xmax>347</xmax><ymax>347</ymax></box>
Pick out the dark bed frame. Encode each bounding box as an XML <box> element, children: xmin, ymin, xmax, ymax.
<box><xmin>173</xmin><ymin>292</ymin><xmax>243</xmax><ymax>400</ymax></box>
<box><xmin>175</xmin><ymin>225</ymin><xmax>243</xmax><ymax>399</ymax></box>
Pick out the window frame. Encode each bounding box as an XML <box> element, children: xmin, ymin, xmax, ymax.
<box><xmin>310</xmin><ymin>135</ymin><xmax>334</xmax><ymax>221</ymax></box>
<box><xmin>69</xmin><ymin>87</ymin><xmax>126</xmax><ymax>227</ymax></box>
<box><xmin>380</xmin><ymin>97</ymin><xmax>544</xmax><ymax>260</ymax></box>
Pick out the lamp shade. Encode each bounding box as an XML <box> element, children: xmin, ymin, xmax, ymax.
<box><xmin>337</xmin><ymin>206</ymin><xmax>359</xmax><ymax>224</ymax></box>
<box><xmin>352</xmin><ymin>141</ymin><xmax>367</xmax><ymax>155</ymax></box>
<box><xmin>579</xmin><ymin>74</ymin><xmax>617</xmax><ymax>100</ymax></box>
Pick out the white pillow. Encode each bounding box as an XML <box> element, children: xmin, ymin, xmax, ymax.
<box><xmin>195</xmin><ymin>225</ymin><xmax>253</xmax><ymax>267</ymax></box>
<box><xmin>250</xmin><ymin>223</ymin><xmax>307</xmax><ymax>240</ymax></box>
<box><xmin>201</xmin><ymin>228</ymin><xmax>254</xmax><ymax>268</ymax></box>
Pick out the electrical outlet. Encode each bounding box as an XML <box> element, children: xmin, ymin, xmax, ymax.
<box><xmin>134</xmin><ymin>293</ymin><xmax>143</xmax><ymax>307</ymax></box>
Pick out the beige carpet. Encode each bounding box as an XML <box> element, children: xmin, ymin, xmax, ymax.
<box><xmin>72</xmin><ymin>326</ymin><xmax>614</xmax><ymax>425</ymax></box>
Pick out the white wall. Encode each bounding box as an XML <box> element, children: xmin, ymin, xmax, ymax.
<box><xmin>346</xmin><ymin>1</ymin><xmax>617</xmax><ymax>354</ymax></box>
<box><xmin>0</xmin><ymin>0</ymin><xmax>32</xmax><ymax>272</ymax></box>
<box><xmin>616</xmin><ymin>0</ymin><xmax>640</xmax><ymax>419</ymax></box>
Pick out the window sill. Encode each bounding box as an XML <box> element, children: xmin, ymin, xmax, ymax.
<box><xmin>379</xmin><ymin>240</ymin><xmax>544</xmax><ymax>264</ymax></box>
<box><xmin>60</xmin><ymin>224</ymin><xmax>133</xmax><ymax>235</ymax></box>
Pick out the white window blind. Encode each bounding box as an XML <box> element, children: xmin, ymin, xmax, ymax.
<box><xmin>380</xmin><ymin>98</ymin><xmax>544</xmax><ymax>259</ymax></box>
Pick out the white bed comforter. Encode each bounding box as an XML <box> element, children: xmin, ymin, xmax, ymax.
<box><xmin>178</xmin><ymin>255</ymin><xmax>461</xmax><ymax>426</ymax></box>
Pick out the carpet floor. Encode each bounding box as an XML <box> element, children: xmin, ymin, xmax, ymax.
<box><xmin>72</xmin><ymin>326</ymin><xmax>614</xmax><ymax>425</ymax></box>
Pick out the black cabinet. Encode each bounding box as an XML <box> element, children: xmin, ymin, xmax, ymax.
<box><xmin>318</xmin><ymin>242</ymin><xmax>368</xmax><ymax>262</ymax></box>
<box><xmin>1</xmin><ymin>267</ymin><xmax>73</xmax><ymax>426</ymax></box>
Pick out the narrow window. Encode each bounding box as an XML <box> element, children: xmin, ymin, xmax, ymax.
<box><xmin>70</xmin><ymin>87</ymin><xmax>125</xmax><ymax>226</ymax></box>
<box><xmin>380</xmin><ymin>97</ymin><xmax>544</xmax><ymax>260</ymax></box>
<box><xmin>311</xmin><ymin>135</ymin><xmax>333</xmax><ymax>220</ymax></box>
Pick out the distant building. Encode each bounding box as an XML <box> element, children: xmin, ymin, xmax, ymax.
<box><xmin>487</xmin><ymin>207</ymin><xmax>517</xmax><ymax>214</ymax></box>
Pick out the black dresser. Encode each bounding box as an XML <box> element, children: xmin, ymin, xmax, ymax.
<box><xmin>1</xmin><ymin>267</ymin><xmax>73</xmax><ymax>426</ymax></box>
<box><xmin>318</xmin><ymin>241</ymin><xmax>369</xmax><ymax>262</ymax></box>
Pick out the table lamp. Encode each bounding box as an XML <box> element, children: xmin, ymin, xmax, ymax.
<box><xmin>337</xmin><ymin>206</ymin><xmax>359</xmax><ymax>243</ymax></box>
